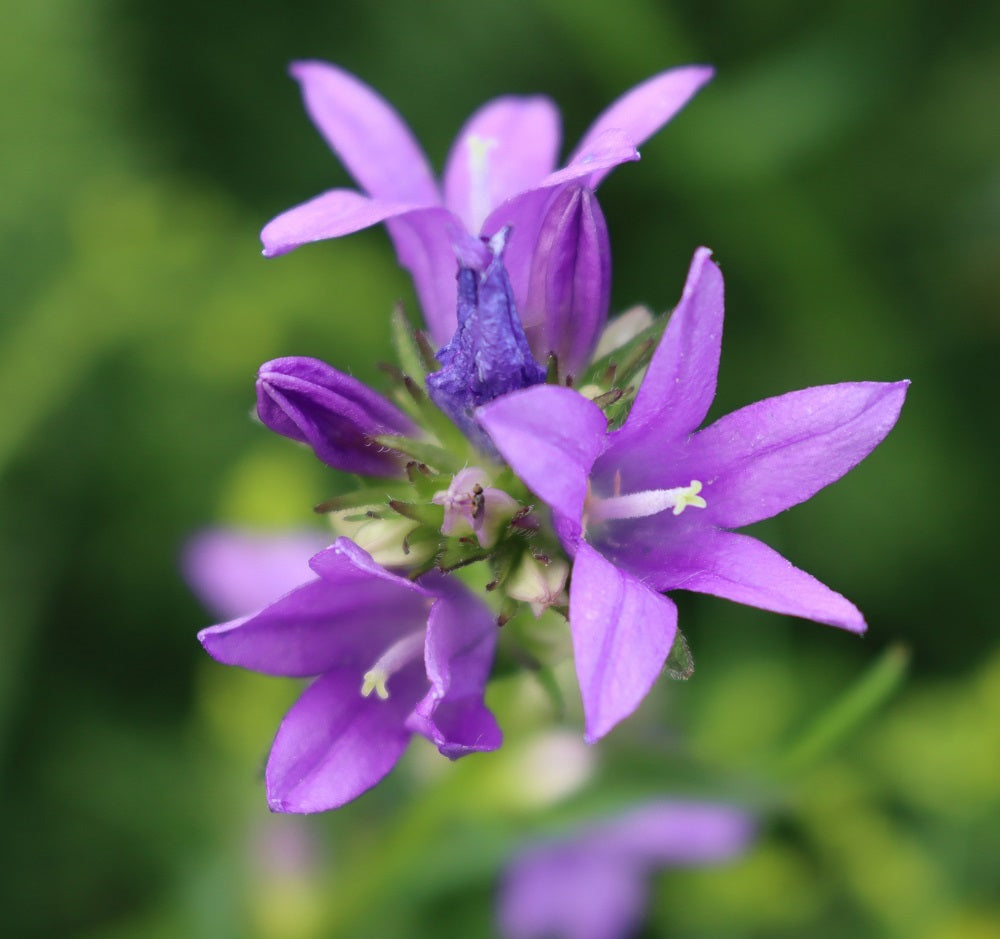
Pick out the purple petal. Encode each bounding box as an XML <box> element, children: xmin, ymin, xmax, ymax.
<box><xmin>256</xmin><ymin>356</ymin><xmax>416</xmax><ymax>477</ymax></box>
<box><xmin>521</xmin><ymin>186</ymin><xmax>611</xmax><ymax>375</ymax></box>
<box><xmin>499</xmin><ymin>846</ymin><xmax>646</xmax><ymax>939</ymax></box>
<box><xmin>384</xmin><ymin>208</ymin><xmax>468</xmax><ymax>347</ymax></box>
<box><xmin>680</xmin><ymin>381</ymin><xmax>910</xmax><ymax>529</ymax></box>
<box><xmin>637</xmin><ymin>528</ymin><xmax>867</xmax><ymax>633</ymax></box>
<box><xmin>198</xmin><ymin>538</ymin><xmax>433</xmax><ymax>677</ymax></box>
<box><xmin>407</xmin><ymin>574</ymin><xmax>502</xmax><ymax>757</ymax></box>
<box><xmin>260</xmin><ymin>189</ymin><xmax>427</xmax><ymax>258</ymax></box>
<box><xmin>617</xmin><ymin>246</ymin><xmax>723</xmax><ymax>442</ymax></box>
<box><xmin>265</xmin><ymin>663</ymin><xmax>421</xmax><ymax>813</ymax></box>
<box><xmin>444</xmin><ymin>96</ymin><xmax>561</xmax><ymax>232</ymax></box>
<box><xmin>477</xmin><ymin>385</ymin><xmax>607</xmax><ymax>543</ymax></box>
<box><xmin>570</xmin><ymin>543</ymin><xmax>678</xmax><ymax>742</ymax></box>
<box><xmin>184</xmin><ymin>528</ymin><xmax>330</xmax><ymax>620</ymax></box>
<box><xmin>597</xmin><ymin>801</ymin><xmax>756</xmax><ymax>865</ymax></box>
<box><xmin>569</xmin><ymin>66</ymin><xmax>715</xmax><ymax>187</ymax></box>
<box><xmin>290</xmin><ymin>60</ymin><xmax>439</xmax><ymax>204</ymax></box>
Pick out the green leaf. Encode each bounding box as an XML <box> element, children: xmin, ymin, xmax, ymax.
<box><xmin>664</xmin><ymin>629</ymin><xmax>695</xmax><ymax>680</ymax></box>
<box><xmin>372</xmin><ymin>435</ymin><xmax>464</xmax><ymax>473</ymax></box>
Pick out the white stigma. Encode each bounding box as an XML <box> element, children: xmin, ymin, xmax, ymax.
<box><xmin>587</xmin><ymin>480</ymin><xmax>707</xmax><ymax>526</ymax></box>
<box><xmin>360</xmin><ymin>630</ymin><xmax>425</xmax><ymax>701</ymax></box>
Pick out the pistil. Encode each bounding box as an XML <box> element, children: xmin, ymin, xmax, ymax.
<box><xmin>586</xmin><ymin>480</ymin><xmax>706</xmax><ymax>527</ymax></box>
<box><xmin>360</xmin><ymin>630</ymin><xmax>426</xmax><ymax>700</ymax></box>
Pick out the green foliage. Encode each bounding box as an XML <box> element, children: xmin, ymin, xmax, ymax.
<box><xmin>2</xmin><ymin>0</ymin><xmax>997</xmax><ymax>936</ymax></box>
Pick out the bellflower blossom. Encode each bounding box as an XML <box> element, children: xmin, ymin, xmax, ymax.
<box><xmin>479</xmin><ymin>247</ymin><xmax>910</xmax><ymax>742</ymax></box>
<box><xmin>260</xmin><ymin>60</ymin><xmax>712</xmax><ymax>369</ymax></box>
<box><xmin>498</xmin><ymin>801</ymin><xmax>755</xmax><ymax>939</ymax></box>
<box><xmin>197</xmin><ymin>536</ymin><xmax>501</xmax><ymax>812</ymax></box>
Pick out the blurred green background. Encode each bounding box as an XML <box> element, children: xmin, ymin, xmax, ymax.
<box><xmin>2</xmin><ymin>1</ymin><xmax>997</xmax><ymax>936</ymax></box>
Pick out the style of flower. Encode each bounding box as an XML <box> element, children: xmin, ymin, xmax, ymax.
<box><xmin>260</xmin><ymin>60</ymin><xmax>713</xmax><ymax>370</ymax></box>
<box><xmin>479</xmin><ymin>247</ymin><xmax>910</xmax><ymax>742</ymax></box>
<box><xmin>498</xmin><ymin>801</ymin><xmax>754</xmax><ymax>939</ymax></box>
<box><xmin>197</xmin><ymin>536</ymin><xmax>502</xmax><ymax>812</ymax></box>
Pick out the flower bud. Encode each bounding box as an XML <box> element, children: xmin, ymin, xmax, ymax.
<box><xmin>522</xmin><ymin>185</ymin><xmax>611</xmax><ymax>377</ymax></box>
<box><xmin>256</xmin><ymin>356</ymin><xmax>415</xmax><ymax>477</ymax></box>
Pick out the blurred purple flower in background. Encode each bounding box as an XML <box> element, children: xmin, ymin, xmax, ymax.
<box><xmin>260</xmin><ymin>60</ymin><xmax>713</xmax><ymax>368</ymax></box>
<box><xmin>480</xmin><ymin>247</ymin><xmax>909</xmax><ymax>741</ymax></box>
<box><xmin>193</xmin><ymin>536</ymin><xmax>501</xmax><ymax>812</ymax></box>
<box><xmin>498</xmin><ymin>801</ymin><xmax>755</xmax><ymax>939</ymax></box>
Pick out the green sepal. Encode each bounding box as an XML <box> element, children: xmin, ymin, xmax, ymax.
<box><xmin>313</xmin><ymin>486</ymin><xmax>408</xmax><ymax>514</ymax></box>
<box><xmin>387</xmin><ymin>498</ymin><xmax>443</xmax><ymax>528</ymax></box>
<box><xmin>372</xmin><ymin>435</ymin><xmax>464</xmax><ymax>473</ymax></box>
<box><xmin>436</xmin><ymin>537</ymin><xmax>490</xmax><ymax>572</ymax></box>
<box><xmin>664</xmin><ymin>629</ymin><xmax>694</xmax><ymax>681</ymax></box>
<box><xmin>578</xmin><ymin>314</ymin><xmax>668</xmax><ymax>390</ymax></box>
<box><xmin>390</xmin><ymin>303</ymin><xmax>429</xmax><ymax>388</ymax></box>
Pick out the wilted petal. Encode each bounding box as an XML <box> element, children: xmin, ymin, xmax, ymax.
<box><xmin>183</xmin><ymin>528</ymin><xmax>330</xmax><ymax>620</ymax></box>
<box><xmin>478</xmin><ymin>385</ymin><xmax>607</xmax><ymax>542</ymax></box>
<box><xmin>256</xmin><ymin>356</ymin><xmax>416</xmax><ymax>477</ymax></box>
<box><xmin>198</xmin><ymin>538</ymin><xmax>433</xmax><ymax>676</ymax></box>
<box><xmin>444</xmin><ymin>96</ymin><xmax>561</xmax><ymax>232</ymax></box>
<box><xmin>637</xmin><ymin>528</ymin><xmax>867</xmax><ymax>633</ymax></box>
<box><xmin>617</xmin><ymin>246</ymin><xmax>723</xmax><ymax>442</ymax></box>
<box><xmin>680</xmin><ymin>381</ymin><xmax>910</xmax><ymax>529</ymax></box>
<box><xmin>407</xmin><ymin>574</ymin><xmax>502</xmax><ymax>757</ymax></box>
<box><xmin>290</xmin><ymin>60</ymin><xmax>439</xmax><ymax>204</ymax></box>
<box><xmin>570</xmin><ymin>66</ymin><xmax>715</xmax><ymax>187</ymax></box>
<box><xmin>521</xmin><ymin>186</ymin><xmax>611</xmax><ymax>374</ymax></box>
<box><xmin>265</xmin><ymin>664</ymin><xmax>421</xmax><ymax>813</ymax></box>
<box><xmin>261</xmin><ymin>189</ymin><xmax>428</xmax><ymax>258</ymax></box>
<box><xmin>427</xmin><ymin>235</ymin><xmax>545</xmax><ymax>448</ymax></box>
<box><xmin>570</xmin><ymin>543</ymin><xmax>678</xmax><ymax>742</ymax></box>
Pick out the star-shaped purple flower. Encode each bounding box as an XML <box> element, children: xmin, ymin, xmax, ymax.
<box><xmin>479</xmin><ymin>248</ymin><xmax>909</xmax><ymax>742</ymax></box>
<box><xmin>196</xmin><ymin>536</ymin><xmax>502</xmax><ymax>812</ymax></box>
<box><xmin>260</xmin><ymin>61</ymin><xmax>712</xmax><ymax>370</ymax></box>
<box><xmin>498</xmin><ymin>801</ymin><xmax>754</xmax><ymax>939</ymax></box>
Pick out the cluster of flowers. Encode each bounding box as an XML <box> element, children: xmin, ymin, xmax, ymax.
<box><xmin>192</xmin><ymin>61</ymin><xmax>908</xmax><ymax>815</ymax></box>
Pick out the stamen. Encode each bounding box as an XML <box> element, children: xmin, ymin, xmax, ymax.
<box><xmin>587</xmin><ymin>480</ymin><xmax>706</xmax><ymax>525</ymax></box>
<box><xmin>360</xmin><ymin>630</ymin><xmax>425</xmax><ymax>701</ymax></box>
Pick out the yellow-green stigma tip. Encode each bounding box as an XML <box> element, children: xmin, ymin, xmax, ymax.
<box><xmin>672</xmin><ymin>480</ymin><xmax>707</xmax><ymax>515</ymax></box>
<box><xmin>360</xmin><ymin>670</ymin><xmax>390</xmax><ymax>700</ymax></box>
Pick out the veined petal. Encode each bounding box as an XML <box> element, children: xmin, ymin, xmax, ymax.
<box><xmin>569</xmin><ymin>65</ymin><xmax>715</xmax><ymax>188</ymax></box>
<box><xmin>570</xmin><ymin>543</ymin><xmax>678</xmax><ymax>742</ymax></box>
<box><xmin>183</xmin><ymin>528</ymin><xmax>330</xmax><ymax>620</ymax></box>
<box><xmin>642</xmin><ymin>529</ymin><xmax>867</xmax><ymax>633</ymax></box>
<box><xmin>265</xmin><ymin>664</ymin><xmax>420</xmax><ymax>813</ymax></box>
<box><xmin>444</xmin><ymin>96</ymin><xmax>561</xmax><ymax>233</ymax></box>
<box><xmin>477</xmin><ymin>385</ymin><xmax>607</xmax><ymax>542</ymax></box>
<box><xmin>261</xmin><ymin>189</ymin><xmax>427</xmax><ymax>258</ymax></box>
<box><xmin>384</xmin><ymin>208</ymin><xmax>468</xmax><ymax>347</ymax></box>
<box><xmin>198</xmin><ymin>539</ymin><xmax>432</xmax><ymax>677</ymax></box>
<box><xmin>682</xmin><ymin>380</ymin><xmax>910</xmax><ymax>528</ymax></box>
<box><xmin>407</xmin><ymin>574</ymin><xmax>502</xmax><ymax>757</ymax></box>
<box><xmin>290</xmin><ymin>60</ymin><xmax>439</xmax><ymax>204</ymax></box>
<box><xmin>618</xmin><ymin>247</ymin><xmax>723</xmax><ymax>442</ymax></box>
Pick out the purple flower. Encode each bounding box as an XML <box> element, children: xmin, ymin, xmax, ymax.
<box><xmin>184</xmin><ymin>528</ymin><xmax>331</xmax><ymax>620</ymax></box>
<box><xmin>260</xmin><ymin>61</ymin><xmax>713</xmax><ymax>363</ymax></box>
<box><xmin>256</xmin><ymin>356</ymin><xmax>416</xmax><ymax>477</ymax></box>
<box><xmin>498</xmin><ymin>801</ymin><xmax>754</xmax><ymax>939</ymax></box>
<box><xmin>479</xmin><ymin>248</ymin><xmax>909</xmax><ymax>742</ymax></box>
<box><xmin>426</xmin><ymin>231</ymin><xmax>546</xmax><ymax>449</ymax></box>
<box><xmin>197</xmin><ymin>536</ymin><xmax>502</xmax><ymax>812</ymax></box>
